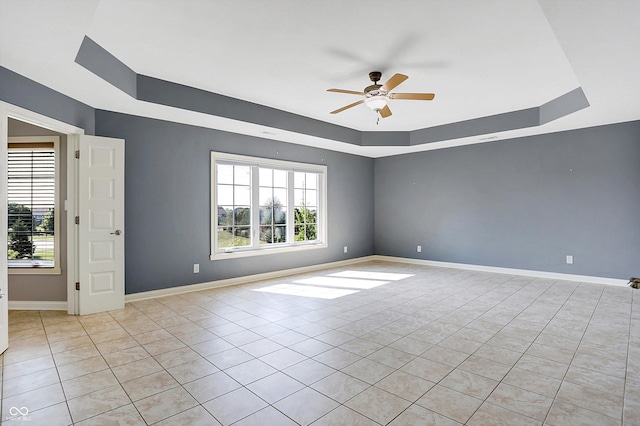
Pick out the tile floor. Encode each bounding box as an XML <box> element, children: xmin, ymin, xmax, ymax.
<box><xmin>1</xmin><ymin>261</ymin><xmax>639</xmax><ymax>425</ymax></box>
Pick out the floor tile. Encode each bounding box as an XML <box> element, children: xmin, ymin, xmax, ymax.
<box><xmin>154</xmin><ymin>405</ymin><xmax>221</xmax><ymax>426</ymax></box>
<box><xmin>182</xmin><ymin>371</ymin><xmax>241</xmax><ymax>403</ymax></box>
<box><xmin>375</xmin><ymin>370</ymin><xmax>434</xmax><ymax>402</ymax></box>
<box><xmin>313</xmin><ymin>405</ymin><xmax>379</xmax><ymax>425</ymax></box>
<box><xmin>111</xmin><ymin>357</ymin><xmax>163</xmax><ymax>382</ymax></box>
<box><xmin>74</xmin><ymin>403</ymin><xmax>145</xmax><ymax>425</ymax></box>
<box><xmin>545</xmin><ymin>400</ymin><xmax>620</xmax><ymax>426</ymax></box>
<box><xmin>487</xmin><ymin>382</ymin><xmax>553</xmax><ymax>420</ymax></box>
<box><xmin>346</xmin><ymin>386</ymin><xmax>412</xmax><ymax>424</ymax></box>
<box><xmin>121</xmin><ymin>370</ymin><xmax>179</xmax><ymax>401</ymax></box>
<box><xmin>1</xmin><ymin>382</ymin><xmax>66</xmax><ymax>415</ymax></box>
<box><xmin>134</xmin><ymin>385</ymin><xmax>198</xmax><ymax>424</ymax></box>
<box><xmin>416</xmin><ymin>384</ymin><xmax>483</xmax><ymax>424</ymax></box>
<box><xmin>467</xmin><ymin>402</ymin><xmax>540</xmax><ymax>426</ymax></box>
<box><xmin>311</xmin><ymin>371</ymin><xmax>370</xmax><ymax>403</ymax></box>
<box><xmin>2</xmin><ymin>367</ymin><xmax>60</xmax><ymax>398</ymax></box>
<box><xmin>62</xmin><ymin>368</ymin><xmax>119</xmax><ymax>399</ymax></box>
<box><xmin>388</xmin><ymin>404</ymin><xmax>462</xmax><ymax>426</ymax></box>
<box><xmin>225</xmin><ymin>359</ymin><xmax>277</xmax><ymax>385</ymax></box>
<box><xmin>439</xmin><ymin>369</ymin><xmax>499</xmax><ymax>400</ymax></box>
<box><xmin>246</xmin><ymin>371</ymin><xmax>305</xmax><ymax>404</ymax></box>
<box><xmin>203</xmin><ymin>387</ymin><xmax>268</xmax><ymax>425</ymax></box>
<box><xmin>166</xmin><ymin>357</ymin><xmax>219</xmax><ymax>384</ymax></box>
<box><xmin>342</xmin><ymin>358</ymin><xmax>395</xmax><ymax>384</ymax></box>
<box><xmin>283</xmin><ymin>358</ymin><xmax>337</xmax><ymax>385</ymax></box>
<box><xmin>67</xmin><ymin>384</ymin><xmax>131</xmax><ymax>423</ymax></box>
<box><xmin>274</xmin><ymin>387</ymin><xmax>340</xmax><ymax>425</ymax></box>
<box><xmin>400</xmin><ymin>357</ymin><xmax>454</xmax><ymax>383</ymax></box>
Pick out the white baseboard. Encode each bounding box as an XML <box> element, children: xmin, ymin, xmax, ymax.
<box><xmin>372</xmin><ymin>255</ymin><xmax>629</xmax><ymax>287</ymax></box>
<box><xmin>8</xmin><ymin>300</ymin><xmax>68</xmax><ymax>311</ymax></box>
<box><xmin>125</xmin><ymin>254</ymin><xmax>630</xmax><ymax>304</ymax></box>
<box><xmin>125</xmin><ymin>256</ymin><xmax>377</xmax><ymax>302</ymax></box>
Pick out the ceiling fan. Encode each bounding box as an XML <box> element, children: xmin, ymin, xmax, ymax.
<box><xmin>327</xmin><ymin>71</ymin><xmax>435</xmax><ymax>120</ymax></box>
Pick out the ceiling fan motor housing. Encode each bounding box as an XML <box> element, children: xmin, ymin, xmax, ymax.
<box><xmin>368</xmin><ymin>71</ymin><xmax>382</xmax><ymax>83</ymax></box>
<box><xmin>365</xmin><ymin>84</ymin><xmax>386</xmax><ymax>97</ymax></box>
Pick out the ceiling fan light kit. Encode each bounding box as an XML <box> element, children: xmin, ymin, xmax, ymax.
<box><xmin>328</xmin><ymin>71</ymin><xmax>435</xmax><ymax>122</ymax></box>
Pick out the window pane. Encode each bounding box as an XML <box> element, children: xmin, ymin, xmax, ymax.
<box><xmin>274</xmin><ymin>226</ymin><xmax>286</xmax><ymax>243</ymax></box>
<box><xmin>234</xmin><ymin>185</ymin><xmax>251</xmax><ymax>205</ymax></box>
<box><xmin>259</xmin><ymin>207</ymin><xmax>273</xmax><ymax>225</ymax></box>
<box><xmin>305</xmin><ymin>190</ymin><xmax>317</xmax><ymax>208</ymax></box>
<box><xmin>217</xmin><ymin>164</ymin><xmax>234</xmax><ymax>184</ymax></box>
<box><xmin>218</xmin><ymin>206</ymin><xmax>233</xmax><ymax>226</ymax></box>
<box><xmin>259</xmin><ymin>226</ymin><xmax>271</xmax><ymax>244</ymax></box>
<box><xmin>217</xmin><ymin>185</ymin><xmax>233</xmax><ymax>205</ymax></box>
<box><xmin>273</xmin><ymin>169</ymin><xmax>287</xmax><ymax>187</ymax></box>
<box><xmin>305</xmin><ymin>173</ymin><xmax>318</xmax><ymax>189</ymax></box>
<box><xmin>234</xmin><ymin>207</ymin><xmax>251</xmax><ymax>226</ymax></box>
<box><xmin>274</xmin><ymin>207</ymin><xmax>286</xmax><ymax>225</ymax></box>
<box><xmin>234</xmin><ymin>227</ymin><xmax>251</xmax><ymax>245</ymax></box>
<box><xmin>234</xmin><ymin>166</ymin><xmax>251</xmax><ymax>186</ymax></box>
<box><xmin>217</xmin><ymin>227</ymin><xmax>233</xmax><ymax>248</ymax></box>
<box><xmin>294</xmin><ymin>189</ymin><xmax>304</xmax><ymax>206</ymax></box>
<box><xmin>294</xmin><ymin>172</ymin><xmax>305</xmax><ymax>188</ymax></box>
<box><xmin>308</xmin><ymin>208</ymin><xmax>317</xmax><ymax>224</ymax></box>
<box><xmin>259</xmin><ymin>187</ymin><xmax>273</xmax><ymax>206</ymax></box>
<box><xmin>259</xmin><ymin>167</ymin><xmax>272</xmax><ymax>186</ymax></box>
<box><xmin>273</xmin><ymin>188</ymin><xmax>287</xmax><ymax>207</ymax></box>
<box><xmin>306</xmin><ymin>224</ymin><xmax>317</xmax><ymax>240</ymax></box>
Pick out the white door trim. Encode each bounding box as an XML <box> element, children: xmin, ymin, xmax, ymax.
<box><xmin>0</xmin><ymin>101</ymin><xmax>85</xmax><ymax>315</ymax></box>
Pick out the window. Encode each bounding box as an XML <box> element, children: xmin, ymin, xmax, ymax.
<box><xmin>7</xmin><ymin>136</ymin><xmax>60</xmax><ymax>271</ymax></box>
<box><xmin>211</xmin><ymin>152</ymin><xmax>327</xmax><ymax>259</ymax></box>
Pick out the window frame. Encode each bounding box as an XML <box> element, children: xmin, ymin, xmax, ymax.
<box><xmin>7</xmin><ymin>136</ymin><xmax>61</xmax><ymax>274</ymax></box>
<box><xmin>210</xmin><ymin>151</ymin><xmax>328</xmax><ymax>260</ymax></box>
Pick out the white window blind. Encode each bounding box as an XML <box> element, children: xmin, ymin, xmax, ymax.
<box><xmin>7</xmin><ymin>141</ymin><xmax>56</xmax><ymax>267</ymax></box>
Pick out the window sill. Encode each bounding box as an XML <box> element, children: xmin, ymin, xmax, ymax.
<box><xmin>8</xmin><ymin>263</ymin><xmax>61</xmax><ymax>275</ymax></box>
<box><xmin>211</xmin><ymin>242</ymin><xmax>328</xmax><ymax>261</ymax></box>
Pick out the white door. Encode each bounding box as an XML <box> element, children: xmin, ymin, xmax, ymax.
<box><xmin>77</xmin><ymin>135</ymin><xmax>125</xmax><ymax>315</ymax></box>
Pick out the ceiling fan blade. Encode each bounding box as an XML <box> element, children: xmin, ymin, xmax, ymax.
<box><xmin>379</xmin><ymin>105</ymin><xmax>392</xmax><ymax>118</ymax></box>
<box><xmin>330</xmin><ymin>100</ymin><xmax>364</xmax><ymax>114</ymax></box>
<box><xmin>391</xmin><ymin>93</ymin><xmax>435</xmax><ymax>100</ymax></box>
<box><xmin>327</xmin><ymin>89</ymin><xmax>365</xmax><ymax>96</ymax></box>
<box><xmin>381</xmin><ymin>73</ymin><xmax>408</xmax><ymax>92</ymax></box>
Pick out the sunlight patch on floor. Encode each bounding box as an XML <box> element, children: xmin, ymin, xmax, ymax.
<box><xmin>328</xmin><ymin>271</ymin><xmax>415</xmax><ymax>281</ymax></box>
<box><xmin>252</xmin><ymin>283</ymin><xmax>359</xmax><ymax>299</ymax></box>
<box><xmin>294</xmin><ymin>276</ymin><xmax>389</xmax><ymax>290</ymax></box>
<box><xmin>253</xmin><ymin>270</ymin><xmax>415</xmax><ymax>299</ymax></box>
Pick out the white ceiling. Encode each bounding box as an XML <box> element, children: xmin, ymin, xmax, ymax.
<box><xmin>1</xmin><ymin>0</ymin><xmax>639</xmax><ymax>157</ymax></box>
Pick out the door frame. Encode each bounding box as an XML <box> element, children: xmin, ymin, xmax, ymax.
<box><xmin>1</xmin><ymin>101</ymin><xmax>85</xmax><ymax>315</ymax></box>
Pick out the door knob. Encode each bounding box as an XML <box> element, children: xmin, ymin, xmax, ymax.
<box><xmin>110</xmin><ymin>230</ymin><xmax>122</xmax><ymax>236</ymax></box>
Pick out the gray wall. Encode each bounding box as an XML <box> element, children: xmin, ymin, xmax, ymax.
<box><xmin>0</xmin><ymin>66</ymin><xmax>95</xmax><ymax>135</ymax></box>
<box><xmin>94</xmin><ymin>111</ymin><xmax>375</xmax><ymax>294</ymax></box>
<box><xmin>8</xmin><ymin>119</ymin><xmax>68</xmax><ymax>301</ymax></box>
<box><xmin>375</xmin><ymin>121</ymin><xmax>640</xmax><ymax>280</ymax></box>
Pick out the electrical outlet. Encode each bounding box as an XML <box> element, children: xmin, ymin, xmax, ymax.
<box><xmin>344</xmin><ymin>246</ymin><xmax>348</xmax><ymax>253</ymax></box>
<box><xmin>566</xmin><ymin>255</ymin><xmax>573</xmax><ymax>265</ymax></box>
<box><xmin>193</xmin><ymin>263</ymin><xmax>199</xmax><ymax>273</ymax></box>
<box><xmin>417</xmin><ymin>245</ymin><xmax>422</xmax><ymax>253</ymax></box>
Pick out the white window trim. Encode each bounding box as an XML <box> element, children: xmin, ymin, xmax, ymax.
<box><xmin>210</xmin><ymin>152</ymin><xmax>328</xmax><ymax>261</ymax></box>
<box><xmin>8</xmin><ymin>136</ymin><xmax>61</xmax><ymax>275</ymax></box>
